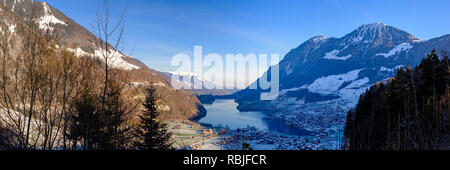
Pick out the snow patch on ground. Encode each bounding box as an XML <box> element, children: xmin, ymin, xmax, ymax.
<box><xmin>305</xmin><ymin>69</ymin><xmax>363</xmax><ymax>95</ymax></box>
<box><xmin>281</xmin><ymin>69</ymin><xmax>368</xmax><ymax>100</ymax></box>
<box><xmin>157</xmin><ymin>105</ymin><xmax>171</xmax><ymax>112</ymax></box>
<box><xmin>376</xmin><ymin>43</ymin><xmax>413</xmax><ymax>58</ymax></box>
<box><xmin>261</xmin><ymin>93</ymin><xmax>279</xmax><ymax>101</ymax></box>
<box><xmin>168</xmin><ymin>71</ymin><xmax>221</xmax><ymax>90</ymax></box>
<box><xmin>286</xmin><ymin>65</ymin><xmax>294</xmax><ymax>75</ymax></box>
<box><xmin>311</xmin><ymin>36</ymin><xmax>329</xmax><ymax>44</ymax></box>
<box><xmin>413</xmin><ymin>39</ymin><xmax>427</xmax><ymax>43</ymax></box>
<box><xmin>279</xmin><ymin>67</ymin><xmax>376</xmax><ymax>103</ymax></box>
<box><xmin>8</xmin><ymin>24</ymin><xmax>15</xmax><ymax>33</ymax></box>
<box><xmin>67</xmin><ymin>48</ymin><xmax>140</xmax><ymax>70</ymax></box>
<box><xmin>169</xmin><ymin>71</ymin><xmax>202</xmax><ymax>79</ymax></box>
<box><xmin>338</xmin><ymin>77</ymin><xmax>371</xmax><ymax>100</ymax></box>
<box><xmin>380</xmin><ymin>65</ymin><xmax>405</xmax><ymax>72</ymax></box>
<box><xmin>309</xmin><ymin>35</ymin><xmax>330</xmax><ymax>51</ymax></box>
<box><xmin>280</xmin><ymin>85</ymin><xmax>308</xmax><ymax>95</ymax></box>
<box><xmin>351</xmin><ymin>35</ymin><xmax>363</xmax><ymax>44</ymax></box>
<box><xmin>36</xmin><ymin>2</ymin><xmax>67</xmax><ymax>31</ymax></box>
<box><xmin>152</xmin><ymin>82</ymin><xmax>167</xmax><ymax>87</ymax></box>
<box><xmin>2</xmin><ymin>21</ymin><xmax>16</xmax><ymax>34</ymax></box>
<box><xmin>168</xmin><ymin>71</ymin><xmax>201</xmax><ymax>87</ymax></box>
<box><xmin>323</xmin><ymin>49</ymin><xmax>352</xmax><ymax>61</ymax></box>
<box><xmin>93</xmin><ymin>49</ymin><xmax>141</xmax><ymax>70</ymax></box>
<box><xmin>0</xmin><ymin>108</ymin><xmax>65</xmax><ymax>148</ymax></box>
<box><xmin>131</xmin><ymin>81</ymin><xmax>166</xmax><ymax>87</ymax></box>
<box><xmin>380</xmin><ymin>66</ymin><xmax>393</xmax><ymax>72</ymax></box>
<box><xmin>350</xmin><ymin>22</ymin><xmax>388</xmax><ymax>45</ymax></box>
<box><xmin>67</xmin><ymin>48</ymin><xmax>90</xmax><ymax>57</ymax></box>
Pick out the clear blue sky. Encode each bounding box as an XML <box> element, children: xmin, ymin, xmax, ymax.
<box><xmin>42</xmin><ymin>0</ymin><xmax>450</xmax><ymax>72</ymax></box>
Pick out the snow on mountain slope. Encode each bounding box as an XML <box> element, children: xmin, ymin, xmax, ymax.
<box><xmin>168</xmin><ymin>71</ymin><xmax>202</xmax><ymax>79</ymax></box>
<box><xmin>93</xmin><ymin>49</ymin><xmax>141</xmax><ymax>70</ymax></box>
<box><xmin>66</xmin><ymin>47</ymin><xmax>140</xmax><ymax>70</ymax></box>
<box><xmin>343</xmin><ymin>22</ymin><xmax>419</xmax><ymax>46</ymax></box>
<box><xmin>347</xmin><ymin>22</ymin><xmax>388</xmax><ymax>44</ymax></box>
<box><xmin>236</xmin><ymin>22</ymin><xmax>440</xmax><ymax>104</ymax></box>
<box><xmin>323</xmin><ymin>49</ymin><xmax>352</xmax><ymax>61</ymax></box>
<box><xmin>279</xmin><ymin>69</ymin><xmax>370</xmax><ymax>102</ymax></box>
<box><xmin>0</xmin><ymin>0</ymin><xmax>205</xmax><ymax>120</ymax></box>
<box><xmin>234</xmin><ymin>22</ymin><xmax>450</xmax><ymax>149</ymax></box>
<box><xmin>338</xmin><ymin>77</ymin><xmax>371</xmax><ymax>100</ymax></box>
<box><xmin>163</xmin><ymin>71</ymin><xmax>240</xmax><ymax>95</ymax></box>
<box><xmin>8</xmin><ymin>24</ymin><xmax>15</xmax><ymax>33</ymax></box>
<box><xmin>165</xmin><ymin>71</ymin><xmax>215</xmax><ymax>89</ymax></box>
<box><xmin>376</xmin><ymin>43</ymin><xmax>413</xmax><ymax>58</ymax></box>
<box><xmin>306</xmin><ymin>69</ymin><xmax>363</xmax><ymax>95</ymax></box>
<box><xmin>37</xmin><ymin>2</ymin><xmax>67</xmax><ymax>31</ymax></box>
<box><xmin>380</xmin><ymin>65</ymin><xmax>404</xmax><ymax>73</ymax></box>
<box><xmin>1</xmin><ymin>0</ymin><xmax>140</xmax><ymax>71</ymax></box>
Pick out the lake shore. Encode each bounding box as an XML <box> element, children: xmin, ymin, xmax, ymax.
<box><xmin>167</xmin><ymin>98</ymin><xmax>345</xmax><ymax>150</ymax></box>
<box><xmin>167</xmin><ymin>119</ymin><xmax>330</xmax><ymax>150</ymax></box>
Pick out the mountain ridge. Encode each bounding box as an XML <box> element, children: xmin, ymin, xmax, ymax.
<box><xmin>231</xmin><ymin>22</ymin><xmax>450</xmax><ymax>149</ymax></box>
<box><xmin>0</xmin><ymin>0</ymin><xmax>204</xmax><ymax>120</ymax></box>
<box><xmin>237</xmin><ymin>22</ymin><xmax>450</xmax><ymax>104</ymax></box>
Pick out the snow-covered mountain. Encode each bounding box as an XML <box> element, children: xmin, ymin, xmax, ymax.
<box><xmin>163</xmin><ymin>72</ymin><xmax>240</xmax><ymax>95</ymax></box>
<box><xmin>164</xmin><ymin>71</ymin><xmax>215</xmax><ymax>90</ymax></box>
<box><xmin>233</xmin><ymin>22</ymin><xmax>450</xmax><ymax>149</ymax></box>
<box><xmin>0</xmin><ymin>0</ymin><xmax>143</xmax><ymax>70</ymax></box>
<box><xmin>236</xmin><ymin>22</ymin><xmax>450</xmax><ymax>108</ymax></box>
<box><xmin>0</xmin><ymin>0</ymin><xmax>204</xmax><ymax>120</ymax></box>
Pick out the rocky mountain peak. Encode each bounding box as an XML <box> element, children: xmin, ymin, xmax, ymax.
<box><xmin>343</xmin><ymin>22</ymin><xmax>419</xmax><ymax>47</ymax></box>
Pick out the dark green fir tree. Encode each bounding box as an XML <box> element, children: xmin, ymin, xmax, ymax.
<box><xmin>134</xmin><ymin>86</ymin><xmax>172</xmax><ymax>150</ymax></box>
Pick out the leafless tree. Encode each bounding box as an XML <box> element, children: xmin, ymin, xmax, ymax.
<box><xmin>93</xmin><ymin>0</ymin><xmax>128</xmax><ymax>148</ymax></box>
<box><xmin>0</xmin><ymin>5</ymin><xmax>81</xmax><ymax>150</ymax></box>
<box><xmin>94</xmin><ymin>0</ymin><xmax>126</xmax><ymax>114</ymax></box>
<box><xmin>0</xmin><ymin>15</ymin><xmax>25</xmax><ymax>148</ymax></box>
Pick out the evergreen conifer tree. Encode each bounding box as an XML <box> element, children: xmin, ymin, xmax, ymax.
<box><xmin>134</xmin><ymin>86</ymin><xmax>172</xmax><ymax>150</ymax></box>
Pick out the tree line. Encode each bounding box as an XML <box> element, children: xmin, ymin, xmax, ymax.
<box><xmin>345</xmin><ymin>49</ymin><xmax>450</xmax><ymax>150</ymax></box>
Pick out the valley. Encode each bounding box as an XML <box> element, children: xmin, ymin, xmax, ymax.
<box><xmin>0</xmin><ymin>0</ymin><xmax>449</xmax><ymax>151</ymax></box>
<box><xmin>174</xmin><ymin>98</ymin><xmax>345</xmax><ymax>150</ymax></box>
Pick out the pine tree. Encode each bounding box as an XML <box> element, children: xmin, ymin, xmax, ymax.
<box><xmin>98</xmin><ymin>80</ymin><xmax>131</xmax><ymax>150</ymax></box>
<box><xmin>134</xmin><ymin>86</ymin><xmax>172</xmax><ymax>150</ymax></box>
<box><xmin>345</xmin><ymin>50</ymin><xmax>450</xmax><ymax>150</ymax></box>
<box><xmin>67</xmin><ymin>89</ymin><xmax>99</xmax><ymax>150</ymax></box>
<box><xmin>67</xmin><ymin>80</ymin><xmax>131</xmax><ymax>150</ymax></box>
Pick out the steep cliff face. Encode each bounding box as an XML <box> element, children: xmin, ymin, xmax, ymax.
<box><xmin>0</xmin><ymin>0</ymin><xmax>204</xmax><ymax>120</ymax></box>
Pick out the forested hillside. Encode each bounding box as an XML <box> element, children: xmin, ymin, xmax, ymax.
<box><xmin>0</xmin><ymin>0</ymin><xmax>194</xmax><ymax>150</ymax></box>
<box><xmin>345</xmin><ymin>50</ymin><xmax>450</xmax><ymax>150</ymax></box>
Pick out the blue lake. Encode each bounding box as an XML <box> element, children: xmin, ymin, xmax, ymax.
<box><xmin>199</xmin><ymin>99</ymin><xmax>310</xmax><ymax>136</ymax></box>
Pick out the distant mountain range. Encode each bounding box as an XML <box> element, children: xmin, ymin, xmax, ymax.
<box><xmin>0</xmin><ymin>0</ymin><xmax>204</xmax><ymax>120</ymax></box>
<box><xmin>236</xmin><ymin>22</ymin><xmax>450</xmax><ymax>111</ymax></box>
<box><xmin>162</xmin><ymin>72</ymin><xmax>240</xmax><ymax>96</ymax></box>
